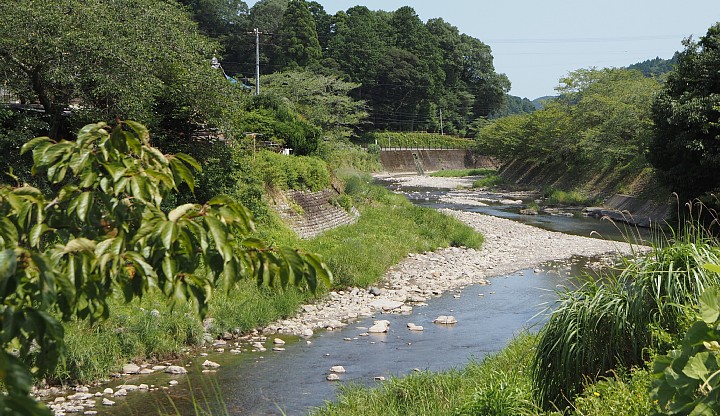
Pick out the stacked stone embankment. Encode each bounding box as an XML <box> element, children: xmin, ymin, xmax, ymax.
<box><xmin>274</xmin><ymin>189</ymin><xmax>359</xmax><ymax>239</ymax></box>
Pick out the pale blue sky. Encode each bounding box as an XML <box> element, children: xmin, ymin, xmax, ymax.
<box><xmin>246</xmin><ymin>1</ymin><xmax>720</xmax><ymax>99</ymax></box>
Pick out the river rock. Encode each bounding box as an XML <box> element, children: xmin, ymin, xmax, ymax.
<box><xmin>368</xmin><ymin>320</ymin><xmax>390</xmax><ymax>333</ymax></box>
<box><xmin>433</xmin><ymin>315</ymin><xmax>458</xmax><ymax>325</ymax></box>
<box><xmin>273</xmin><ymin>338</ymin><xmax>285</xmax><ymax>345</ymax></box>
<box><xmin>67</xmin><ymin>392</ymin><xmax>93</xmax><ymax>400</ymax></box>
<box><xmin>407</xmin><ymin>323</ymin><xmax>424</xmax><ymax>331</ymax></box>
<box><xmin>169</xmin><ymin>380</ymin><xmax>179</xmax><ymax>386</ymax></box>
<box><xmin>202</xmin><ymin>360</ymin><xmax>221</xmax><ymax>368</ymax></box>
<box><xmin>116</xmin><ymin>384</ymin><xmax>139</xmax><ymax>392</ymax></box>
<box><xmin>330</xmin><ymin>365</ymin><xmax>346</xmax><ymax>373</ymax></box>
<box><xmin>102</xmin><ymin>388</ymin><xmax>113</xmax><ymax>395</ymax></box>
<box><xmin>122</xmin><ymin>363</ymin><xmax>140</xmax><ymax>374</ymax></box>
<box><xmin>113</xmin><ymin>388</ymin><xmax>127</xmax><ymax>397</ymax></box>
<box><xmin>101</xmin><ymin>398</ymin><xmax>115</xmax><ymax>406</ymax></box>
<box><xmin>326</xmin><ymin>374</ymin><xmax>340</xmax><ymax>381</ymax></box>
<box><xmin>165</xmin><ymin>365</ymin><xmax>187</xmax><ymax>375</ymax></box>
<box><xmin>369</xmin><ymin>299</ymin><xmax>404</xmax><ymax>311</ymax></box>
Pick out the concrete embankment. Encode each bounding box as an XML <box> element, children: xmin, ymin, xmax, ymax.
<box><xmin>498</xmin><ymin>159</ymin><xmax>672</xmax><ymax>227</ymax></box>
<box><xmin>379</xmin><ymin>149</ymin><xmax>496</xmax><ymax>173</ymax></box>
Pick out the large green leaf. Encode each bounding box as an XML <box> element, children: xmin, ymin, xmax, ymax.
<box><xmin>699</xmin><ymin>286</ymin><xmax>720</xmax><ymax>323</ymax></box>
<box><xmin>75</xmin><ymin>192</ymin><xmax>93</xmax><ymax>222</ymax></box>
<box><xmin>0</xmin><ymin>248</ymin><xmax>17</xmax><ymax>287</ymax></box>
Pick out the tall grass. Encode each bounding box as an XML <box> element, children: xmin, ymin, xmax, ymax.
<box><xmin>533</xmin><ymin>223</ymin><xmax>720</xmax><ymax>410</ymax></box>
<box><xmin>472</xmin><ymin>175</ymin><xmax>503</xmax><ymax>188</ymax></box>
<box><xmin>311</xmin><ymin>334</ymin><xmax>539</xmax><ymax>416</ymax></box>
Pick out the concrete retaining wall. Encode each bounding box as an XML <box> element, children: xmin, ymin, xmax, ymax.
<box><xmin>585</xmin><ymin>194</ymin><xmax>671</xmax><ymax>228</ymax></box>
<box><xmin>273</xmin><ymin>189</ymin><xmax>359</xmax><ymax>239</ymax></box>
<box><xmin>379</xmin><ymin>149</ymin><xmax>497</xmax><ymax>173</ymax></box>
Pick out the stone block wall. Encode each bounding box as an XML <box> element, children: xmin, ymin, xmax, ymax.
<box><xmin>273</xmin><ymin>189</ymin><xmax>359</xmax><ymax>239</ymax></box>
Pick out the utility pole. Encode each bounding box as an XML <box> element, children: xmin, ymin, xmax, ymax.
<box><xmin>254</xmin><ymin>28</ymin><xmax>260</xmax><ymax>95</ymax></box>
<box><xmin>439</xmin><ymin>108</ymin><xmax>444</xmax><ymax>135</ymax></box>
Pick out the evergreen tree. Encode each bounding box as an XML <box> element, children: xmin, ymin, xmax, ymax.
<box><xmin>276</xmin><ymin>0</ymin><xmax>322</xmax><ymax>69</ymax></box>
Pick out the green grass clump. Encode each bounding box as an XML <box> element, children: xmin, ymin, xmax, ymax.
<box><xmin>533</xmin><ymin>235</ymin><xmax>720</xmax><ymax>410</ymax></box>
<box><xmin>312</xmin><ymin>334</ymin><xmax>539</xmax><ymax>416</ymax></box>
<box><xmin>545</xmin><ymin>189</ymin><xmax>592</xmax><ymax>206</ymax></box>
<box><xmin>54</xmin><ymin>294</ymin><xmax>204</xmax><ymax>383</ymax></box>
<box><xmin>429</xmin><ymin>168</ymin><xmax>496</xmax><ymax>177</ymax></box>
<box><xmin>472</xmin><ymin>174</ymin><xmax>503</xmax><ymax>188</ymax></box>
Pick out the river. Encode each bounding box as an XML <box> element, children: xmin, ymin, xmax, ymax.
<box><xmin>95</xmin><ymin>182</ymin><xmax>646</xmax><ymax>416</ymax></box>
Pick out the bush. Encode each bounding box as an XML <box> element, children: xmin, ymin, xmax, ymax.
<box><xmin>473</xmin><ymin>175</ymin><xmax>503</xmax><ymax>188</ymax></box>
<box><xmin>253</xmin><ymin>150</ymin><xmax>330</xmax><ymax>191</ymax></box>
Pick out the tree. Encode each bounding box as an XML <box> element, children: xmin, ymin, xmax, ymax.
<box><xmin>0</xmin><ymin>121</ymin><xmax>331</xmax><ymax>414</ymax></box>
<box><xmin>648</xmin><ymin>23</ymin><xmax>720</xmax><ymax>202</ymax></box>
<box><xmin>0</xmin><ymin>0</ymin><xmax>230</xmax><ymax>139</ymax></box>
<box><xmin>276</xmin><ymin>0</ymin><xmax>322</xmax><ymax>69</ymax></box>
<box><xmin>262</xmin><ymin>70</ymin><xmax>368</xmax><ymax>137</ymax></box>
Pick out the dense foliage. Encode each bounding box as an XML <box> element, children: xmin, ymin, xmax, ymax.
<box><xmin>475</xmin><ymin>67</ymin><xmax>660</xmax><ymax>195</ymax></box>
<box><xmin>0</xmin><ymin>0</ymin><xmax>231</xmax><ymax>139</ymax></box>
<box><xmin>648</xmin><ymin>23</ymin><xmax>720</xmax><ymax>202</ymax></box>
<box><xmin>0</xmin><ymin>121</ymin><xmax>331</xmax><ymax>414</ymax></box>
<box><xmin>175</xmin><ymin>0</ymin><xmax>510</xmax><ymax>135</ymax></box>
<box><xmin>361</xmin><ymin>132</ymin><xmax>476</xmax><ymax>149</ymax></box>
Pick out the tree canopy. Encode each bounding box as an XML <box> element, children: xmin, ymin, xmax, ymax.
<box><xmin>0</xmin><ymin>0</ymin><xmax>231</xmax><ymax>139</ymax></box>
<box><xmin>648</xmin><ymin>23</ymin><xmax>720</xmax><ymax>202</ymax></box>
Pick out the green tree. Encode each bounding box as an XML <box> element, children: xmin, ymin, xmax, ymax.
<box><xmin>0</xmin><ymin>0</ymin><xmax>230</xmax><ymax>139</ymax></box>
<box><xmin>648</xmin><ymin>23</ymin><xmax>720</xmax><ymax>202</ymax></box>
<box><xmin>262</xmin><ymin>70</ymin><xmax>368</xmax><ymax>137</ymax></box>
<box><xmin>0</xmin><ymin>121</ymin><xmax>330</xmax><ymax>414</ymax></box>
<box><xmin>276</xmin><ymin>0</ymin><xmax>322</xmax><ymax>69</ymax></box>
<box><xmin>559</xmin><ymin>68</ymin><xmax>659</xmax><ymax>165</ymax></box>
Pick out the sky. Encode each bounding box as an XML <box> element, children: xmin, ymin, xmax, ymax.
<box><xmin>246</xmin><ymin>0</ymin><xmax>720</xmax><ymax>99</ymax></box>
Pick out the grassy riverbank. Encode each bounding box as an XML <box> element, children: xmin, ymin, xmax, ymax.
<box><xmin>53</xmin><ymin>176</ymin><xmax>483</xmax><ymax>384</ymax></box>
<box><xmin>311</xmin><ymin>224</ymin><xmax>720</xmax><ymax>415</ymax></box>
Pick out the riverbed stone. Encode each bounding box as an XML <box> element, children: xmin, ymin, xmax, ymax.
<box><xmin>165</xmin><ymin>365</ymin><xmax>187</xmax><ymax>375</ymax></box>
<box><xmin>369</xmin><ymin>299</ymin><xmax>403</xmax><ymax>311</ymax></box>
<box><xmin>433</xmin><ymin>315</ymin><xmax>458</xmax><ymax>325</ymax></box>
<box><xmin>326</xmin><ymin>374</ymin><xmax>340</xmax><ymax>381</ymax></box>
<box><xmin>122</xmin><ymin>363</ymin><xmax>140</xmax><ymax>374</ymax></box>
<box><xmin>368</xmin><ymin>320</ymin><xmax>390</xmax><ymax>333</ymax></box>
<box><xmin>101</xmin><ymin>398</ymin><xmax>115</xmax><ymax>406</ymax></box>
<box><xmin>330</xmin><ymin>365</ymin><xmax>346</xmax><ymax>373</ymax></box>
<box><xmin>202</xmin><ymin>360</ymin><xmax>220</xmax><ymax>368</ymax></box>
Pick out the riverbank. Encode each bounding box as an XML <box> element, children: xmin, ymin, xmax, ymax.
<box><xmin>264</xmin><ymin>174</ymin><xmax>647</xmax><ymax>338</ymax></box>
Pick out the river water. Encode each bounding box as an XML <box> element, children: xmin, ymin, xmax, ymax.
<box><xmin>98</xmin><ymin>185</ymin><xmax>645</xmax><ymax>416</ymax></box>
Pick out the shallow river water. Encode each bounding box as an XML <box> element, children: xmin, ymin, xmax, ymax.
<box><xmin>97</xmin><ymin>185</ymin><xmax>639</xmax><ymax>415</ymax></box>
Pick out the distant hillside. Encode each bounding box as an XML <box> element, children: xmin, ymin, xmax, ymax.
<box><xmin>490</xmin><ymin>94</ymin><xmax>536</xmax><ymax>118</ymax></box>
<box><xmin>531</xmin><ymin>96</ymin><xmax>556</xmax><ymax>110</ymax></box>
<box><xmin>627</xmin><ymin>53</ymin><xmax>679</xmax><ymax>77</ymax></box>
